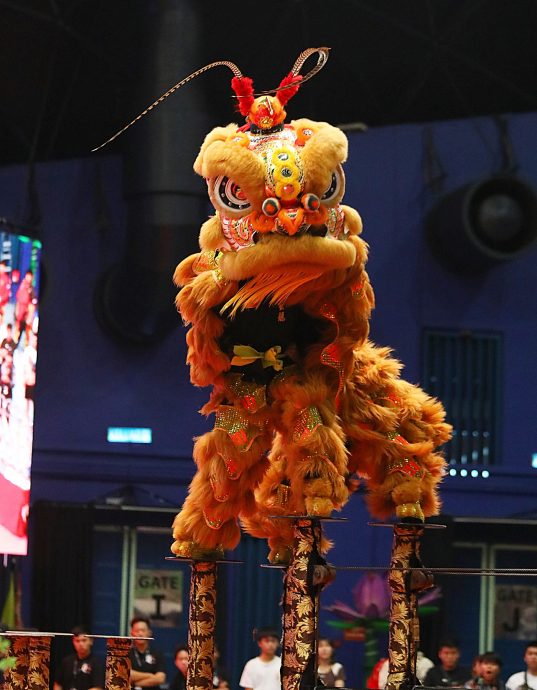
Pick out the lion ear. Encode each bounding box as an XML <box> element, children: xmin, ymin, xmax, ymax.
<box><xmin>292</xmin><ymin>120</ymin><xmax>348</xmax><ymax>195</ymax></box>
<box><xmin>194</xmin><ymin>124</ymin><xmax>240</xmax><ymax>176</ymax></box>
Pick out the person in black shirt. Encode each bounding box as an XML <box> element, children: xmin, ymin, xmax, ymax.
<box><xmin>53</xmin><ymin>626</ymin><xmax>104</xmax><ymax>690</ymax></box>
<box><xmin>424</xmin><ymin>639</ymin><xmax>471</xmax><ymax>687</ymax></box>
<box><xmin>0</xmin><ymin>324</ymin><xmax>16</xmax><ymax>357</ymax></box>
<box><xmin>129</xmin><ymin>617</ymin><xmax>166</xmax><ymax>689</ymax></box>
<box><xmin>170</xmin><ymin>645</ymin><xmax>188</xmax><ymax>690</ymax></box>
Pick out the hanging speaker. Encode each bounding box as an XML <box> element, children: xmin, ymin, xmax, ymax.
<box><xmin>426</xmin><ymin>175</ymin><xmax>537</xmax><ymax>273</ymax></box>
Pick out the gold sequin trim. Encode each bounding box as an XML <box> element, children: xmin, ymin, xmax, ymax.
<box><xmin>203</xmin><ymin>510</ymin><xmax>223</xmax><ymax>530</ymax></box>
<box><xmin>351</xmin><ymin>280</ymin><xmax>364</xmax><ymax>298</ymax></box>
<box><xmin>276</xmin><ymin>483</ymin><xmax>290</xmax><ymax>506</ymax></box>
<box><xmin>218</xmin><ymin>453</ymin><xmax>241</xmax><ymax>480</ymax></box>
<box><xmin>210</xmin><ymin>474</ymin><xmax>230</xmax><ymax>502</ymax></box>
<box><xmin>226</xmin><ymin>374</ymin><xmax>267</xmax><ymax>413</ymax></box>
<box><xmin>386</xmin><ymin>457</ymin><xmax>423</xmax><ymax>478</ymax></box>
<box><xmin>386</xmin><ymin>429</ymin><xmax>409</xmax><ymax>445</ymax></box>
<box><xmin>320</xmin><ymin>342</ymin><xmax>345</xmax><ymax>402</ymax></box>
<box><xmin>293</xmin><ymin>405</ymin><xmax>322</xmax><ymax>443</ymax></box>
<box><xmin>214</xmin><ymin>406</ymin><xmax>262</xmax><ymax>451</ymax></box>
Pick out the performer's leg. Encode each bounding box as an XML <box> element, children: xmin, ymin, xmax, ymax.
<box><xmin>281</xmin><ymin>519</ymin><xmax>335</xmax><ymax>690</ymax></box>
<box><xmin>270</xmin><ymin>369</ymin><xmax>349</xmax><ymax>517</ymax></box>
<box><xmin>386</xmin><ymin>525</ymin><xmax>432</xmax><ymax>690</ymax></box>
<box><xmin>172</xmin><ymin>426</ymin><xmax>271</xmax><ymax>556</ymax></box>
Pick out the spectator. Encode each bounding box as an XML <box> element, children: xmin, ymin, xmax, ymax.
<box><xmin>471</xmin><ymin>655</ymin><xmax>484</xmax><ymax>685</ymax></box>
<box><xmin>53</xmin><ymin>625</ymin><xmax>104</xmax><ymax>690</ymax></box>
<box><xmin>129</xmin><ymin>617</ymin><xmax>166</xmax><ymax>689</ymax></box>
<box><xmin>465</xmin><ymin>651</ymin><xmax>504</xmax><ymax>690</ymax></box>
<box><xmin>15</xmin><ymin>270</ymin><xmax>36</xmax><ymax>344</ymax></box>
<box><xmin>240</xmin><ymin>626</ymin><xmax>281</xmax><ymax>690</ymax></box>
<box><xmin>213</xmin><ymin>644</ymin><xmax>230</xmax><ymax>689</ymax></box>
<box><xmin>170</xmin><ymin>645</ymin><xmax>188</xmax><ymax>690</ymax></box>
<box><xmin>424</xmin><ymin>639</ymin><xmax>471</xmax><ymax>687</ymax></box>
<box><xmin>0</xmin><ymin>324</ymin><xmax>16</xmax><ymax>358</ymax></box>
<box><xmin>317</xmin><ymin>637</ymin><xmax>346</xmax><ymax>688</ymax></box>
<box><xmin>506</xmin><ymin>642</ymin><xmax>537</xmax><ymax>690</ymax></box>
<box><xmin>0</xmin><ymin>262</ymin><xmax>11</xmax><ymax>326</ymax></box>
<box><xmin>377</xmin><ymin>650</ymin><xmax>434</xmax><ymax>688</ymax></box>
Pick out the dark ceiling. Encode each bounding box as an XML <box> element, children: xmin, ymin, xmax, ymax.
<box><xmin>1</xmin><ymin>0</ymin><xmax>537</xmax><ymax>167</ymax></box>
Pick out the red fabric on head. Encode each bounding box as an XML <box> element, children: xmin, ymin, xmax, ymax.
<box><xmin>276</xmin><ymin>73</ymin><xmax>303</xmax><ymax>106</ymax></box>
<box><xmin>231</xmin><ymin>76</ymin><xmax>255</xmax><ymax>116</ymax></box>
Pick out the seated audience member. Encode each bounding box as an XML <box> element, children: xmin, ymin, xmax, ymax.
<box><xmin>129</xmin><ymin>617</ymin><xmax>166</xmax><ymax>689</ymax></box>
<box><xmin>317</xmin><ymin>637</ymin><xmax>346</xmax><ymax>688</ymax></box>
<box><xmin>170</xmin><ymin>645</ymin><xmax>188</xmax><ymax>690</ymax></box>
<box><xmin>424</xmin><ymin>639</ymin><xmax>471</xmax><ymax>687</ymax></box>
<box><xmin>367</xmin><ymin>657</ymin><xmax>388</xmax><ymax>689</ymax></box>
<box><xmin>213</xmin><ymin>644</ymin><xmax>230</xmax><ymax>689</ymax></box>
<box><xmin>240</xmin><ymin>626</ymin><xmax>281</xmax><ymax>690</ymax></box>
<box><xmin>465</xmin><ymin>652</ymin><xmax>504</xmax><ymax>690</ymax></box>
<box><xmin>471</xmin><ymin>656</ymin><xmax>484</xmax><ymax>684</ymax></box>
<box><xmin>53</xmin><ymin>625</ymin><xmax>104</xmax><ymax>690</ymax></box>
<box><xmin>377</xmin><ymin>650</ymin><xmax>434</xmax><ymax>688</ymax></box>
<box><xmin>506</xmin><ymin>641</ymin><xmax>537</xmax><ymax>690</ymax></box>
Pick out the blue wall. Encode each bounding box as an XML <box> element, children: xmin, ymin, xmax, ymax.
<box><xmin>2</xmin><ymin>110</ymin><xmax>537</xmax><ymax>683</ymax></box>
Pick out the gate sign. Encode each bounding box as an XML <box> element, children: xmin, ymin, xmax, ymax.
<box><xmin>494</xmin><ymin>584</ymin><xmax>537</xmax><ymax>640</ymax></box>
<box><xmin>133</xmin><ymin>569</ymin><xmax>183</xmax><ymax>628</ymax></box>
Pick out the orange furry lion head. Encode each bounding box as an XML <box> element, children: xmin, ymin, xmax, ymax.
<box><xmin>194</xmin><ymin>118</ymin><xmax>364</xmax><ymax>289</ymax></box>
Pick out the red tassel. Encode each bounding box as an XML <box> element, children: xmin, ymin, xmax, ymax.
<box><xmin>277</xmin><ymin>73</ymin><xmax>303</xmax><ymax>106</ymax></box>
<box><xmin>231</xmin><ymin>76</ymin><xmax>255</xmax><ymax>116</ymax></box>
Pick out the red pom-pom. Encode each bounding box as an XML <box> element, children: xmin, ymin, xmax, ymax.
<box><xmin>276</xmin><ymin>73</ymin><xmax>303</xmax><ymax>106</ymax></box>
<box><xmin>231</xmin><ymin>76</ymin><xmax>255</xmax><ymax>116</ymax></box>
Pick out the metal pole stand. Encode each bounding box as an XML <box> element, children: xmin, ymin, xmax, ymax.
<box><xmin>187</xmin><ymin>561</ymin><xmax>218</xmax><ymax>690</ymax></box>
<box><xmin>166</xmin><ymin>555</ymin><xmax>241</xmax><ymax>690</ymax></box>
<box><xmin>281</xmin><ymin>518</ymin><xmax>335</xmax><ymax>690</ymax></box>
<box><xmin>105</xmin><ymin>637</ymin><xmax>132</xmax><ymax>690</ymax></box>
<box><xmin>385</xmin><ymin>524</ymin><xmax>433</xmax><ymax>690</ymax></box>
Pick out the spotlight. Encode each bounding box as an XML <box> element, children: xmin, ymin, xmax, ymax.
<box><xmin>471</xmin><ymin>469</ymin><xmax>479</xmax><ymax>477</ymax></box>
<box><xmin>481</xmin><ymin>470</ymin><xmax>490</xmax><ymax>478</ymax></box>
<box><xmin>426</xmin><ymin>175</ymin><xmax>537</xmax><ymax>273</ymax></box>
<box><xmin>449</xmin><ymin>468</ymin><xmax>457</xmax><ymax>477</ymax></box>
<box><xmin>460</xmin><ymin>469</ymin><xmax>468</xmax><ymax>477</ymax></box>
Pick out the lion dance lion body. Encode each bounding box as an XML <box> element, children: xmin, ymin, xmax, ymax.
<box><xmin>171</xmin><ymin>82</ymin><xmax>451</xmax><ymax>563</ymax></box>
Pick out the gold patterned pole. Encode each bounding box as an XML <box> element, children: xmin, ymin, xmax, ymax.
<box><xmin>105</xmin><ymin>637</ymin><xmax>131</xmax><ymax>690</ymax></box>
<box><xmin>281</xmin><ymin>519</ymin><xmax>334</xmax><ymax>690</ymax></box>
<box><xmin>386</xmin><ymin>525</ymin><xmax>432</xmax><ymax>690</ymax></box>
<box><xmin>187</xmin><ymin>561</ymin><xmax>217</xmax><ymax>690</ymax></box>
<box><xmin>27</xmin><ymin>636</ymin><xmax>51</xmax><ymax>690</ymax></box>
<box><xmin>3</xmin><ymin>635</ymin><xmax>29</xmax><ymax>690</ymax></box>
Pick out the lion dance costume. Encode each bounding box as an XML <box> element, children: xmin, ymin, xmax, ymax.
<box><xmin>95</xmin><ymin>47</ymin><xmax>452</xmax><ymax>690</ymax></box>
<box><xmin>170</xmin><ymin>49</ymin><xmax>451</xmax><ymax>563</ymax></box>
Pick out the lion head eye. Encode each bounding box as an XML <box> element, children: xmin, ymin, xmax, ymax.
<box><xmin>320</xmin><ymin>165</ymin><xmax>345</xmax><ymax>205</ymax></box>
<box><xmin>210</xmin><ymin>176</ymin><xmax>252</xmax><ymax>217</ymax></box>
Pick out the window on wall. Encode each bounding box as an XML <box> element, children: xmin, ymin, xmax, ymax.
<box><xmin>422</xmin><ymin>329</ymin><xmax>502</xmax><ymax>466</ymax></box>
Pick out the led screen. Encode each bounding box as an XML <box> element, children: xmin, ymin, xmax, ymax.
<box><xmin>0</xmin><ymin>230</ymin><xmax>41</xmax><ymax>555</ymax></box>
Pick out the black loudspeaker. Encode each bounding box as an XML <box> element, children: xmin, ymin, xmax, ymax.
<box><xmin>426</xmin><ymin>175</ymin><xmax>537</xmax><ymax>273</ymax></box>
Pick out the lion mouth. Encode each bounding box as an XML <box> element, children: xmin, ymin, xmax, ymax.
<box><xmin>221</xmin><ymin>264</ymin><xmax>325</xmax><ymax>318</ymax></box>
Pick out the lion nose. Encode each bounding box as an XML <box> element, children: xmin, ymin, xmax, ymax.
<box><xmin>277</xmin><ymin>207</ymin><xmax>305</xmax><ymax>236</ymax></box>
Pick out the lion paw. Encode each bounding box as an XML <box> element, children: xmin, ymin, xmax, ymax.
<box><xmin>171</xmin><ymin>540</ymin><xmax>224</xmax><ymax>561</ymax></box>
<box><xmin>395</xmin><ymin>501</ymin><xmax>425</xmax><ymax>522</ymax></box>
<box><xmin>268</xmin><ymin>546</ymin><xmax>292</xmax><ymax>566</ymax></box>
<box><xmin>304</xmin><ymin>496</ymin><xmax>334</xmax><ymax>517</ymax></box>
